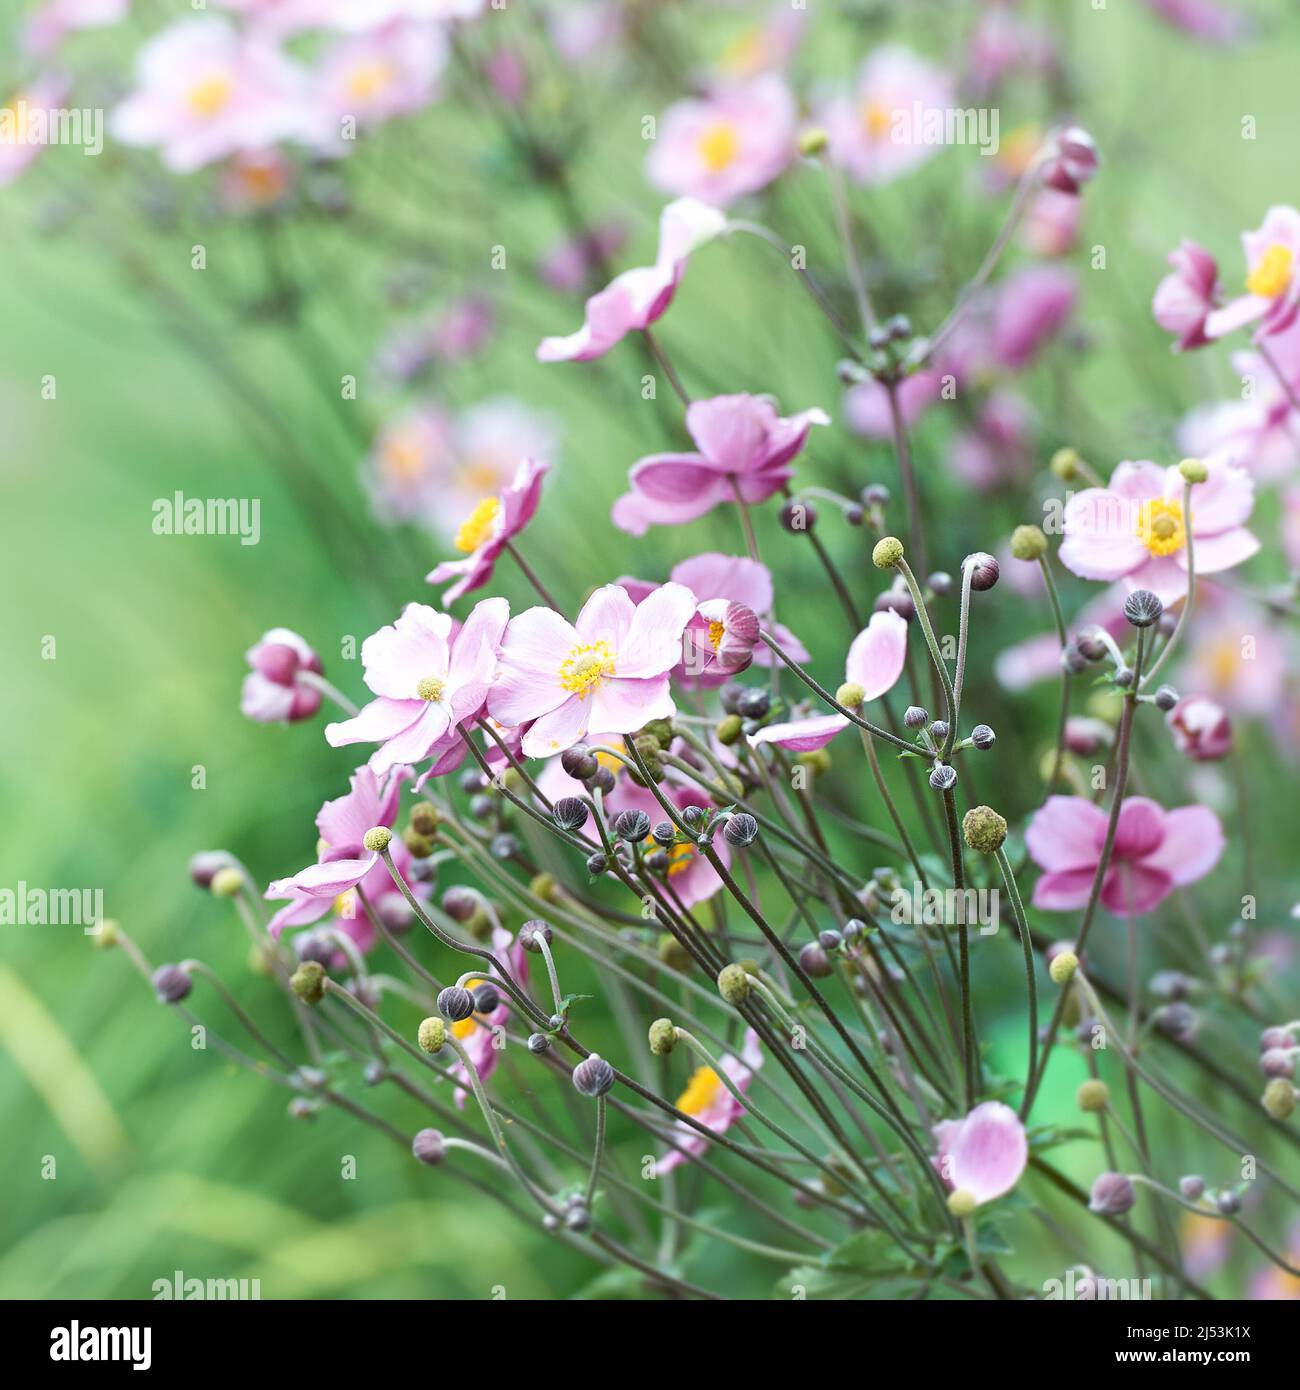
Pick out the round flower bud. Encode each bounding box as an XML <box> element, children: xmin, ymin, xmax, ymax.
<box><xmin>572</xmin><ymin>1054</ymin><xmax>616</xmax><ymax>1098</ymax></box>
<box><xmin>904</xmin><ymin>705</ymin><xmax>930</xmax><ymax>729</ymax></box>
<box><xmin>836</xmin><ymin>681</ymin><xmax>865</xmax><ymax>710</ymax></box>
<box><xmin>91</xmin><ymin>918</ymin><xmax>120</xmax><ymax>950</ymax></box>
<box><xmin>362</xmin><ymin>825</ymin><xmax>392</xmax><ymax>854</ymax></box>
<box><xmin>648</xmin><ymin>1018</ymin><xmax>678</xmax><ymax>1056</ymax></box>
<box><xmin>586</xmin><ymin>852</ymin><xmax>608</xmax><ymax>875</ymax></box>
<box><xmin>799</xmin><ymin>941</ymin><xmax>833</xmax><ymax>978</ymax></box>
<box><xmin>722</xmin><ymin>812</ymin><xmax>759</xmax><ymax>848</ymax></box>
<box><xmin>928</xmin><ymin>763</ymin><xmax>958</xmax><ymax>791</ymax></box>
<box><xmin>1261</xmin><ymin>1048</ymin><xmax>1295</xmax><ymax>1079</ymax></box>
<box><xmin>875</xmin><ymin>586</ymin><xmax>916</xmax><ymax>622</ymax></box>
<box><xmin>490</xmin><ymin>832</ymin><xmax>520</xmax><ymax>860</ymax></box>
<box><xmin>1215</xmin><ymin>1190</ymin><xmax>1242</xmax><ymax>1216</ymax></box>
<box><xmin>1076</xmin><ymin>633</ymin><xmax>1108</xmax><ymax>662</ymax></box>
<box><xmin>290</xmin><ymin>961</ymin><xmax>325</xmax><ymax>1005</ymax></box>
<box><xmin>843</xmin><ymin>917</ymin><xmax>865</xmax><ymax>942</ymax></box>
<box><xmin>1262</xmin><ymin>1078</ymin><xmax>1296</xmax><ymax>1121</ymax></box>
<box><xmin>552</xmin><ymin>796</ymin><xmax>589</xmax><ymax>831</ymax></box>
<box><xmin>189</xmin><ymin>850</ymin><xmax>237</xmax><ymax>889</ymax></box>
<box><xmin>1062</xmin><ymin>642</ymin><xmax>1090</xmax><ymax>675</ymax></box>
<box><xmin>1050</xmin><ymin>447</ymin><xmax>1081</xmax><ymax>480</ymax></box>
<box><xmin>1178</xmin><ymin>457</ymin><xmax>1208</xmax><ymax>484</ymax></box>
<box><xmin>736</xmin><ymin>687</ymin><xmax>770</xmax><ymax>720</ymax></box>
<box><xmin>437</xmin><ymin>985</ymin><xmax>475</xmax><ymax>1021</ymax></box>
<box><xmin>928</xmin><ymin>571</ymin><xmax>953</xmax><ymax>598</ymax></box>
<box><xmin>613</xmin><ymin>809</ymin><xmax>652</xmax><ymax>843</ymax></box>
<box><xmin>1179</xmin><ymin>1175</ymin><xmax>1205</xmax><ymax>1202</ymax></box>
<box><xmin>442</xmin><ymin>886</ymin><xmax>479</xmax><ymax>923</ymax></box>
<box><xmin>862</xmin><ymin>482</ymin><xmax>890</xmax><ymax>506</ymax></box>
<box><xmin>717</xmin><ymin>963</ymin><xmax>752</xmax><ymax>1005</ymax></box>
<box><xmin>929</xmin><ymin>720</ymin><xmax>950</xmax><ymax>742</ymax></box>
<box><xmin>403</xmin><ymin>827</ymin><xmax>434</xmax><ymax>858</ymax></box>
<box><xmin>1123</xmin><ymin>589</ymin><xmax>1163</xmax><ymax>628</ymax></box>
<box><xmin>1088</xmin><ymin>1171</ymin><xmax>1136</xmax><ymax>1216</ymax></box>
<box><xmin>845</xmin><ymin>503</ymin><xmax>865</xmax><ymax>526</ymax></box>
<box><xmin>530</xmin><ymin>872</ymin><xmax>560</xmax><ymax>904</ymax></box>
<box><xmin>1049</xmin><ymin>950</ymin><xmax>1078</xmax><ymax>985</ymax></box>
<box><xmin>410</xmin><ymin>801</ymin><xmax>439</xmax><ymax>837</ymax></box>
<box><xmin>1261</xmin><ymin>1026</ymin><xmax>1293</xmax><ymax>1051</ymax></box>
<box><xmin>780</xmin><ymin>498</ymin><xmax>816</xmax><ymax>531</ymax></box>
<box><xmin>417</xmin><ymin>1016</ymin><xmax>447</xmax><ymax>1054</ymax></box>
<box><xmin>152</xmin><ymin>963</ymin><xmax>193</xmax><ymax>1004</ymax></box>
<box><xmin>560</xmin><ymin>745</ymin><xmax>598</xmax><ymax>781</ymax></box>
<box><xmin>411</xmin><ymin>1128</ymin><xmax>445</xmax><ymax>1165</ymax></box>
<box><xmin>1153</xmin><ymin>684</ymin><xmax>1179</xmax><ymax>712</ymax></box>
<box><xmin>872</xmin><ymin>536</ymin><xmax>905</xmax><ymax>569</ymax></box>
<box><xmin>962</xmin><ymin>805</ymin><xmax>1007</xmax><ymax>854</ymax></box>
<box><xmin>471</xmin><ymin>982</ymin><xmax>501</xmax><ymax>1014</ymax></box>
<box><xmin>1010</xmin><ymin>524</ymin><xmax>1049</xmax><ymax>562</ymax></box>
<box><xmin>965</xmin><ymin>552</ymin><xmax>1000</xmax><ymax>591</ymax></box>
<box><xmin>798</xmin><ymin>125</ymin><xmax>829</xmax><ymax>157</ymax></box>
<box><xmin>519</xmin><ymin>919</ymin><xmax>553</xmax><ymax>953</ymax></box>
<box><xmin>1077</xmin><ymin>1079</ymin><xmax>1109</xmax><ymax>1113</ymax></box>
<box><xmin>971</xmin><ymin>724</ymin><xmax>996</xmax><ymax>750</ymax></box>
<box><xmin>947</xmin><ymin>1189</ymin><xmax>978</xmax><ymax>1219</ymax></box>
<box><xmin>527</xmin><ymin>1032</ymin><xmax>550</xmax><ymax>1055</ymax></box>
<box><xmin>658</xmin><ymin>933</ymin><xmax>690</xmax><ymax>971</ymax></box>
<box><xmin>716</xmin><ymin>713</ymin><xmax>743</xmax><ymax>746</ymax></box>
<box><xmin>210</xmin><ymin>866</ymin><xmax>245</xmax><ymax>898</ymax></box>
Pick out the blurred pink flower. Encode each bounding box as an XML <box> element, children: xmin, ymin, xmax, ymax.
<box><xmin>991</xmin><ymin>264</ymin><xmax>1077</xmax><ymax>369</ymax></box>
<box><xmin>1059</xmin><ymin>458</ymin><xmax>1259</xmax><ymax>603</ymax></box>
<box><xmin>1167</xmin><ymin>695</ymin><xmax>1232</xmax><ymax>761</ymax></box>
<box><xmin>950</xmin><ymin>391</ymin><xmax>1033</xmax><ymax>490</ymax></box>
<box><xmin>426</xmin><ymin>458</ymin><xmax>548</xmax><ymax>603</ymax></box>
<box><xmin>314</xmin><ymin>20</ymin><xmax>445</xmax><ymax>130</ymax></box>
<box><xmin>646</xmin><ymin>75</ymin><xmax>796</xmax><ymax>207</ymax></box>
<box><xmin>23</xmin><ymin>0</ymin><xmax>127</xmax><ymax>59</ymax></box>
<box><xmin>537</xmin><ymin>197</ymin><xmax>727</xmax><ymax>363</ymax></box>
<box><xmin>241</xmin><ymin>628</ymin><xmax>323</xmax><ymax>723</ymax></box>
<box><xmin>1142</xmin><ymin>0</ymin><xmax>1252</xmax><ymax>45</ymax></box>
<box><xmin>1026</xmin><ymin>795</ymin><xmax>1224</xmax><ymax>914</ymax></box>
<box><xmin>0</xmin><ymin>74</ymin><xmax>71</xmax><ymax>187</ymax></box>
<box><xmin>1205</xmin><ymin>205</ymin><xmax>1300</xmax><ymax>341</ymax></box>
<box><xmin>845</xmin><ymin>369</ymin><xmax>947</xmax><ymax>440</ymax></box>
<box><xmin>612</xmin><ymin>393</ymin><xmax>828</xmax><ymax>536</ymax></box>
<box><xmin>538</xmin><ymin>223</ymin><xmax>627</xmax><ymax>294</ymax></box>
<box><xmin>714</xmin><ymin>5</ymin><xmax>806</xmax><ymax>79</ymax></box>
<box><xmin>1153</xmin><ymin>240</ymin><xmax>1219</xmax><ymax>350</ymax></box>
<box><xmin>659</xmin><ymin>1029</ymin><xmax>763</xmax><ymax>1172</ymax></box>
<box><xmin>1179</xmin><ymin>598</ymin><xmax>1289</xmax><ymax>717</ymax></box>
<box><xmin>489</xmin><ymin>583</ymin><xmax>696</xmax><ymax>757</ymax></box>
<box><xmin>1020</xmin><ymin>187</ymin><xmax>1081</xmax><ymax>257</ymax></box>
<box><xmin>933</xmin><ymin>1101</ymin><xmax>1028</xmax><ymax>1205</ymax></box>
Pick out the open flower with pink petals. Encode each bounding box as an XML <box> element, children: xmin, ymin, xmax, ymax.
<box><xmin>1205</xmin><ymin>205</ymin><xmax>1300</xmax><ymax>341</ymax></box>
<box><xmin>314</xmin><ymin>21</ymin><xmax>445</xmax><ymax>131</ymax></box>
<box><xmin>933</xmin><ymin>1102</ymin><xmax>1028</xmax><ymax>1206</ymax></box>
<box><xmin>748</xmin><ymin>609</ymin><xmax>909</xmax><ymax>751</ymax></box>
<box><xmin>1027</xmin><ymin>795</ymin><xmax>1224</xmax><ymax>914</ymax></box>
<box><xmin>659</xmin><ymin>1030</ymin><xmax>763</xmax><ymax>1173</ymax></box>
<box><xmin>1153</xmin><ymin>241</ymin><xmax>1219</xmax><ymax>350</ymax></box>
<box><xmin>426</xmin><ymin>458</ymin><xmax>548</xmax><ymax>603</ymax></box>
<box><xmin>0</xmin><ymin>73</ymin><xmax>71</xmax><ymax>187</ymax></box>
<box><xmin>326</xmin><ymin>598</ymin><xmax>508</xmax><ymax>773</ymax></box>
<box><xmin>612</xmin><ymin>393</ymin><xmax>828</xmax><ymax>536</ymax></box>
<box><xmin>1059</xmin><ymin>457</ymin><xmax>1259</xmax><ymax>603</ymax></box>
<box><xmin>646</xmin><ymin>75</ymin><xmax>797</xmax><ymax>207</ymax></box>
<box><xmin>110</xmin><ymin>18</ymin><xmax>325</xmax><ymax>172</ymax></box>
<box><xmin>241</xmin><ymin>628</ymin><xmax>324</xmax><ymax>723</ymax></box>
<box><xmin>490</xmin><ymin>583</ymin><xmax>696</xmax><ymax>758</ymax></box>
<box><xmin>537</xmin><ymin>198</ymin><xmax>726</xmax><ymax>364</ymax></box>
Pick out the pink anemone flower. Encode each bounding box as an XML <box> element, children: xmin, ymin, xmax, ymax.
<box><xmin>748</xmin><ymin>609</ymin><xmax>909</xmax><ymax>751</ymax></box>
<box><xmin>0</xmin><ymin>74</ymin><xmax>71</xmax><ymax>186</ymax></box>
<box><xmin>314</xmin><ymin>20</ymin><xmax>445</xmax><ymax>131</ymax></box>
<box><xmin>612</xmin><ymin>393</ymin><xmax>828</xmax><ymax>536</ymax></box>
<box><xmin>489</xmin><ymin>583</ymin><xmax>696</xmax><ymax>757</ymax></box>
<box><xmin>426</xmin><ymin>458</ymin><xmax>548</xmax><ymax>603</ymax></box>
<box><xmin>646</xmin><ymin>75</ymin><xmax>797</xmax><ymax>207</ymax></box>
<box><xmin>537</xmin><ymin>197</ymin><xmax>727</xmax><ymax>363</ymax></box>
<box><xmin>1205</xmin><ymin>206</ymin><xmax>1300</xmax><ymax>341</ymax></box>
<box><xmin>1059</xmin><ymin>458</ymin><xmax>1259</xmax><ymax>604</ymax></box>
<box><xmin>1167</xmin><ymin>696</ymin><xmax>1232</xmax><ymax>761</ymax></box>
<box><xmin>325</xmin><ymin>598</ymin><xmax>508</xmax><ymax>774</ymax></box>
<box><xmin>1153</xmin><ymin>241</ymin><xmax>1219</xmax><ymax>350</ymax></box>
<box><xmin>241</xmin><ymin>628</ymin><xmax>324</xmax><ymax>723</ymax></box>
<box><xmin>933</xmin><ymin>1102</ymin><xmax>1028</xmax><ymax>1206</ymax></box>
<box><xmin>659</xmin><ymin>1029</ymin><xmax>763</xmax><ymax>1173</ymax></box>
<box><xmin>1026</xmin><ymin>795</ymin><xmax>1224</xmax><ymax>914</ymax></box>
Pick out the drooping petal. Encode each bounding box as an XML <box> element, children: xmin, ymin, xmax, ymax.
<box><xmin>747</xmin><ymin>714</ymin><xmax>849</xmax><ymax>751</ymax></box>
<box><xmin>844</xmin><ymin>609</ymin><xmax>908</xmax><ymax>701</ymax></box>
<box><xmin>325</xmin><ymin>697</ymin><xmax>424</xmax><ymax>750</ymax></box>
<box><xmin>267</xmin><ymin>854</ymin><xmax>377</xmax><ymax>900</ymax></box>
<box><xmin>941</xmin><ymin>1101</ymin><xmax>1028</xmax><ymax>1205</ymax></box>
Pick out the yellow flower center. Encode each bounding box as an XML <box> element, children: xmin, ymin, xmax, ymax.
<box><xmin>452</xmin><ymin>1016</ymin><xmax>480</xmax><ymax>1040</ymax></box>
<box><xmin>999</xmin><ymin>123</ymin><xmax>1042</xmax><ymax>177</ymax></box>
<box><xmin>333</xmin><ymin>890</ymin><xmax>357</xmax><ymax>919</ymax></box>
<box><xmin>416</xmin><ymin>675</ymin><xmax>446</xmax><ymax>702</ymax></box>
<box><xmin>1246</xmin><ymin>243</ymin><xmax>1293</xmax><ymax>299</ymax></box>
<box><xmin>706</xmin><ymin>619</ymin><xmax>726</xmax><ymax>651</ymax></box>
<box><xmin>454</xmin><ymin>496</ymin><xmax>501</xmax><ymax>554</ymax></box>
<box><xmin>697</xmin><ymin>121</ymin><xmax>740</xmax><ymax>173</ymax></box>
<box><xmin>187</xmin><ymin>74</ymin><xmax>235</xmax><ymax>119</ymax></box>
<box><xmin>860</xmin><ymin>98</ymin><xmax>893</xmax><ymax>139</ymax></box>
<box><xmin>1134</xmin><ymin>497</ymin><xmax>1187</xmax><ymax>557</ymax></box>
<box><xmin>1208</xmin><ymin>638</ymin><xmax>1239</xmax><ymax>689</ymax></box>
<box><xmin>675</xmin><ymin>1065</ymin><xmax>724</xmax><ymax>1116</ymax></box>
<box><xmin>559</xmin><ymin>641</ymin><xmax>615</xmax><ymax>698</ymax></box>
<box><xmin>346</xmin><ymin>60</ymin><xmax>395</xmax><ymax>102</ymax></box>
<box><xmin>381</xmin><ymin>433</ymin><xmax>425</xmax><ymax>483</ymax></box>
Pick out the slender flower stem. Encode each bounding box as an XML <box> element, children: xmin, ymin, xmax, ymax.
<box><xmin>504</xmin><ymin>538</ymin><xmax>563</xmax><ymax>612</ymax></box>
<box><xmin>533</xmin><ymin>933</ymin><xmax>566</xmax><ymax>1016</ymax></box>
<box><xmin>642</xmin><ymin>326</ymin><xmax>691</xmax><ymax>406</ymax></box>
<box><xmin>294</xmin><ymin>669</ymin><xmax>359</xmax><ymax>716</ymax></box>
<box><xmin>894</xmin><ymin>558</ymin><xmax>956</xmax><ymax>739</ymax></box>
<box><xmin>818</xmin><ymin>151</ymin><xmax>878</xmax><ymax>336</ymax></box>
<box><xmin>584</xmin><ymin>1095</ymin><xmax>607</xmax><ymax>1209</ymax></box>
<box><xmin>885</xmin><ymin>380</ymin><xmax>928</xmax><ymax>579</ymax></box>
<box><xmin>993</xmin><ymin>849</ymin><xmax>1037</xmax><ymax>1104</ymax></box>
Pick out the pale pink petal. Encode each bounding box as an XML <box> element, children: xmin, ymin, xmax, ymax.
<box><xmin>1184</xmin><ymin>527</ymin><xmax>1259</xmax><ymax>574</ymax></box>
<box><xmin>590</xmin><ymin>675</ymin><xmax>675</xmax><ymax>732</ymax></box>
<box><xmin>618</xmin><ymin>581</ymin><xmax>698</xmax><ymax>678</ymax></box>
<box><xmin>1059</xmin><ymin>487</ymin><xmax>1149</xmax><ymax>581</ymax></box>
<box><xmin>490</xmin><ymin>606</ymin><xmax>579</xmax><ymax>726</ymax></box>
<box><xmin>748</xmin><ymin>714</ymin><xmax>848</xmax><ymax>751</ymax></box>
<box><xmin>1184</xmin><ymin>462</ymin><xmax>1255</xmax><ymax>536</ymax></box>
<box><xmin>575</xmin><ymin>583</ymin><xmax>637</xmax><ymax>649</ymax></box>
<box><xmin>370</xmin><ymin>701</ymin><xmax>450</xmax><ymax>773</ymax></box>
<box><xmin>520</xmin><ymin>696</ymin><xmax>590</xmax><ymax>757</ymax></box>
<box><xmin>945</xmin><ymin>1101</ymin><xmax>1028</xmax><ymax>1204</ymax></box>
<box><xmin>671</xmin><ymin>553</ymin><xmax>773</xmax><ymax>612</ymax></box>
<box><xmin>361</xmin><ymin>604</ymin><xmax>453</xmax><ymax>699</ymax></box>
<box><xmin>1109</xmin><ymin>461</ymin><xmax>1166</xmax><ymax>502</ymax></box>
<box><xmin>267</xmin><ymin>854</ymin><xmax>377</xmax><ymax>900</ymax></box>
<box><xmin>844</xmin><ymin>610</ymin><xmax>908</xmax><ymax>701</ymax></box>
<box><xmin>325</xmin><ymin>697</ymin><xmax>423</xmax><ymax>749</ymax></box>
<box><xmin>1205</xmin><ymin>295</ymin><xmax>1268</xmax><ymax>339</ymax></box>
<box><xmin>1032</xmin><ymin>866</ymin><xmax>1097</xmax><ymax>911</ymax></box>
<box><xmin>1112</xmin><ymin>797</ymin><xmax>1167</xmax><ymax>861</ymax></box>
<box><xmin>1140</xmin><ymin>804</ymin><xmax>1225</xmax><ymax>887</ymax></box>
<box><xmin>1025</xmin><ymin>795</ymin><xmax>1108</xmax><ymax>871</ymax></box>
<box><xmin>1099</xmin><ymin>862</ymin><xmax>1174</xmax><ymax>915</ymax></box>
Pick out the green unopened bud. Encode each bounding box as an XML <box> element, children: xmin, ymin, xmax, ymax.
<box><xmin>658</xmin><ymin>934</ymin><xmax>691</xmax><ymax>972</ymax></box>
<box><xmin>410</xmin><ymin>801</ymin><xmax>440</xmax><ymax>837</ymax></box>
<box><xmin>640</xmin><ymin>718</ymin><xmax>674</xmax><ymax>747</ymax></box>
<box><xmin>363</xmin><ymin>826</ymin><xmax>392</xmax><ymax>854</ymax></box>
<box><xmin>962</xmin><ymin>805</ymin><xmax>1007</xmax><ymax>854</ymax></box>
<box><xmin>403</xmin><ymin>827</ymin><xmax>434</xmax><ymax>858</ymax></box>
<box><xmin>417</xmin><ymin>1016</ymin><xmax>447</xmax><ymax>1054</ymax></box>
<box><xmin>836</xmin><ymin>681</ymin><xmax>865</xmax><ymax>710</ymax></box>
<box><xmin>1010</xmin><ymin>524</ymin><xmax>1048</xmax><ymax>561</ymax></box>
<box><xmin>717</xmin><ymin>963</ymin><xmax>752</xmax><ymax>1006</ymax></box>
<box><xmin>648</xmin><ymin>1018</ymin><xmax>678</xmax><ymax>1056</ymax></box>
<box><xmin>798</xmin><ymin>126</ymin><xmax>829</xmax><ymax>157</ymax></box>
<box><xmin>872</xmin><ymin>536</ymin><xmax>905</xmax><ymax>570</ymax></box>
<box><xmin>797</xmin><ymin>747</ymin><xmax>832</xmax><ymax>777</ymax></box>
<box><xmin>210</xmin><ymin>866</ymin><xmax>244</xmax><ymax>898</ymax></box>
<box><xmin>1178</xmin><ymin>457</ymin><xmax>1208</xmax><ymax>484</ymax></box>
<box><xmin>1077</xmin><ymin>1079</ymin><xmax>1110</xmax><ymax>1113</ymax></box>
<box><xmin>291</xmin><ymin>961</ymin><xmax>326</xmax><ymax>1005</ymax></box>
<box><xmin>1262</xmin><ymin>1077</ymin><xmax>1296</xmax><ymax>1121</ymax></box>
<box><xmin>530</xmin><ymin>872</ymin><xmax>561</xmax><ymax>904</ymax></box>
<box><xmin>1049</xmin><ymin>950</ymin><xmax>1078</xmax><ymax>986</ymax></box>
<box><xmin>1050</xmin><ymin>447</ymin><xmax>1081</xmax><ymax>481</ymax></box>
<box><xmin>716</xmin><ymin>713</ymin><xmax>744</xmax><ymax>746</ymax></box>
<box><xmin>90</xmin><ymin>918</ymin><xmax>119</xmax><ymax>949</ymax></box>
<box><xmin>947</xmin><ymin>1189</ymin><xmax>978</xmax><ymax>1218</ymax></box>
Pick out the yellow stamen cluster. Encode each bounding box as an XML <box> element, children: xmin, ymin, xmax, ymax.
<box><xmin>706</xmin><ymin>618</ymin><xmax>726</xmax><ymax>651</ymax></box>
<box><xmin>346</xmin><ymin>60</ymin><xmax>395</xmax><ymax>102</ymax></box>
<box><xmin>187</xmin><ymin>74</ymin><xmax>235</xmax><ymax>118</ymax></box>
<box><xmin>675</xmin><ymin>1065</ymin><xmax>723</xmax><ymax>1116</ymax></box>
<box><xmin>1246</xmin><ymin>243</ymin><xmax>1294</xmax><ymax>299</ymax></box>
<box><xmin>1134</xmin><ymin>497</ymin><xmax>1187</xmax><ymax>558</ymax></box>
<box><xmin>559</xmin><ymin>641</ymin><xmax>615</xmax><ymax>698</ymax></box>
<box><xmin>697</xmin><ymin>121</ymin><xmax>740</xmax><ymax>173</ymax></box>
<box><xmin>381</xmin><ymin>435</ymin><xmax>424</xmax><ymax>483</ymax></box>
<box><xmin>860</xmin><ymin>99</ymin><xmax>893</xmax><ymax>138</ymax></box>
<box><xmin>453</xmin><ymin>496</ymin><xmax>501</xmax><ymax>554</ymax></box>
<box><xmin>416</xmin><ymin>675</ymin><xmax>446</xmax><ymax>703</ymax></box>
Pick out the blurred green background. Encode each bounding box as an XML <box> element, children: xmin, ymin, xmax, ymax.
<box><xmin>1</xmin><ymin>0</ymin><xmax>1296</xmax><ymax>1299</ymax></box>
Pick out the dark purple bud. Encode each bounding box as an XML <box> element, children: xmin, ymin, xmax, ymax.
<box><xmin>799</xmin><ymin>942</ymin><xmax>833</xmax><ymax>978</ymax></box>
<box><xmin>412</xmin><ymin>1128</ymin><xmax>445</xmax><ymax>1165</ymax></box>
<box><xmin>519</xmin><ymin>919</ymin><xmax>553</xmax><ymax>952</ymax></box>
<box><xmin>552</xmin><ymin>796</ymin><xmax>589</xmax><ymax>831</ymax></box>
<box><xmin>437</xmin><ymin>986</ymin><xmax>475</xmax><ymax>1022</ymax></box>
<box><xmin>1088</xmin><ymin>1171</ymin><xmax>1136</xmax><ymax>1215</ymax></box>
<box><xmin>965</xmin><ymin>552</ymin><xmax>1000</xmax><ymax>592</ymax></box>
<box><xmin>572</xmin><ymin>1054</ymin><xmax>616</xmax><ymax>1098</ymax></box>
<box><xmin>152</xmin><ymin>963</ymin><xmax>192</xmax><ymax>1004</ymax></box>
